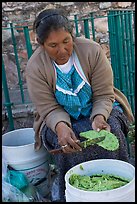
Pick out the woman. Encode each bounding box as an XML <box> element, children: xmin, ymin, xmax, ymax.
<box><xmin>26</xmin><ymin>9</ymin><xmax>134</xmax><ymax>201</ymax></box>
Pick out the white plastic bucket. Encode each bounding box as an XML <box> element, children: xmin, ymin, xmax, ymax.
<box><xmin>65</xmin><ymin>159</ymin><xmax>135</xmax><ymax>202</ymax></box>
<box><xmin>2</xmin><ymin>128</ymin><xmax>51</xmax><ymax>197</ymax></box>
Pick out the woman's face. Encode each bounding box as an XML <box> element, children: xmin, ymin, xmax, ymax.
<box><xmin>43</xmin><ymin>28</ymin><xmax>73</xmax><ymax>65</ymax></box>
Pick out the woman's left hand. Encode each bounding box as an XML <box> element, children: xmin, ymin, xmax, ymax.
<box><xmin>92</xmin><ymin>114</ymin><xmax>111</xmax><ymax>132</ymax></box>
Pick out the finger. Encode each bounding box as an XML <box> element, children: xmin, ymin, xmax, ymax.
<box><xmin>61</xmin><ymin>139</ymin><xmax>82</xmax><ymax>153</ymax></box>
<box><xmin>100</xmin><ymin>123</ymin><xmax>111</xmax><ymax>131</ymax></box>
<box><xmin>68</xmin><ymin>139</ymin><xmax>82</xmax><ymax>151</ymax></box>
<box><xmin>62</xmin><ymin>145</ymin><xmax>78</xmax><ymax>153</ymax></box>
<box><xmin>59</xmin><ymin>138</ymin><xmax>81</xmax><ymax>152</ymax></box>
<box><xmin>68</xmin><ymin>133</ymin><xmax>82</xmax><ymax>151</ymax></box>
<box><xmin>104</xmin><ymin>125</ymin><xmax>111</xmax><ymax>132</ymax></box>
<box><xmin>75</xmin><ymin>139</ymin><xmax>80</xmax><ymax>144</ymax></box>
<box><xmin>61</xmin><ymin>144</ymin><xmax>71</xmax><ymax>153</ymax></box>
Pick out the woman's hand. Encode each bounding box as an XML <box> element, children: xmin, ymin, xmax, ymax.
<box><xmin>55</xmin><ymin>122</ymin><xmax>82</xmax><ymax>153</ymax></box>
<box><xmin>92</xmin><ymin>115</ymin><xmax>111</xmax><ymax>132</ymax></box>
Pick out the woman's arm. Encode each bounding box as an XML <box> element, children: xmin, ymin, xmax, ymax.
<box><xmin>26</xmin><ymin>62</ymin><xmax>71</xmax><ymax>133</ymax></box>
<box><xmin>90</xmin><ymin>43</ymin><xmax>115</xmax><ymax>122</ymax></box>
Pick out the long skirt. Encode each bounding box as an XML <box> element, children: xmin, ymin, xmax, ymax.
<box><xmin>41</xmin><ymin>107</ymin><xmax>130</xmax><ymax>201</ymax></box>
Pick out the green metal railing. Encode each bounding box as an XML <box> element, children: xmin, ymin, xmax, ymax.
<box><xmin>10</xmin><ymin>22</ymin><xmax>25</xmax><ymax>104</ymax></box>
<box><xmin>2</xmin><ymin>22</ymin><xmax>33</xmax><ymax>130</ymax></box>
<box><xmin>2</xmin><ymin>10</ymin><xmax>135</xmax><ymax>130</ymax></box>
<box><xmin>23</xmin><ymin>25</ymin><xmax>33</xmax><ymax>59</ymax></box>
<box><xmin>108</xmin><ymin>10</ymin><xmax>135</xmax><ymax>113</ymax></box>
<box><xmin>2</xmin><ymin>58</ymin><xmax>14</xmax><ymax>130</ymax></box>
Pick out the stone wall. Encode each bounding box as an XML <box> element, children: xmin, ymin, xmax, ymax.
<box><xmin>2</xmin><ymin>2</ymin><xmax>134</xmax><ymax>24</ymax></box>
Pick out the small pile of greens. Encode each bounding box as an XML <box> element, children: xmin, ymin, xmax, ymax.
<box><xmin>80</xmin><ymin>130</ymin><xmax>119</xmax><ymax>151</ymax></box>
<box><xmin>69</xmin><ymin>173</ymin><xmax>130</xmax><ymax>191</ymax></box>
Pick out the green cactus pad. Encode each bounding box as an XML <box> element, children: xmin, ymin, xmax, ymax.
<box><xmin>80</xmin><ymin>130</ymin><xmax>119</xmax><ymax>151</ymax></box>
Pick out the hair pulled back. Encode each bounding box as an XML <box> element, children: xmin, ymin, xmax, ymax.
<box><xmin>33</xmin><ymin>9</ymin><xmax>73</xmax><ymax>45</ymax></box>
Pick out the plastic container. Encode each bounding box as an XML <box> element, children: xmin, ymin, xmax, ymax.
<box><xmin>65</xmin><ymin>159</ymin><xmax>135</xmax><ymax>202</ymax></box>
<box><xmin>2</xmin><ymin>128</ymin><xmax>51</xmax><ymax>197</ymax></box>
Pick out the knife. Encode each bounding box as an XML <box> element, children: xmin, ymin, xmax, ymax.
<box><xmin>49</xmin><ymin>136</ymin><xmax>105</xmax><ymax>154</ymax></box>
<box><xmin>79</xmin><ymin>136</ymin><xmax>105</xmax><ymax>148</ymax></box>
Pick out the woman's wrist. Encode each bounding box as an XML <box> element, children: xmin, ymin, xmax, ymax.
<box><xmin>93</xmin><ymin>114</ymin><xmax>106</xmax><ymax>122</ymax></box>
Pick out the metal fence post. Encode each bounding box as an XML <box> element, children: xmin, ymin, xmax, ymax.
<box><xmin>2</xmin><ymin>57</ymin><xmax>14</xmax><ymax>130</ymax></box>
<box><xmin>23</xmin><ymin>26</ymin><xmax>33</xmax><ymax>59</ymax></box>
<box><xmin>124</xmin><ymin>10</ymin><xmax>135</xmax><ymax>112</ymax></box>
<box><xmin>108</xmin><ymin>11</ymin><xmax>120</xmax><ymax>89</ymax></box>
<box><xmin>83</xmin><ymin>18</ymin><xmax>90</xmax><ymax>39</ymax></box>
<box><xmin>115</xmin><ymin>10</ymin><xmax>126</xmax><ymax>94</ymax></box>
<box><xmin>10</xmin><ymin>22</ymin><xmax>25</xmax><ymax>103</ymax></box>
<box><xmin>74</xmin><ymin>14</ymin><xmax>80</xmax><ymax>37</ymax></box>
<box><xmin>90</xmin><ymin>12</ymin><xmax>96</xmax><ymax>41</ymax></box>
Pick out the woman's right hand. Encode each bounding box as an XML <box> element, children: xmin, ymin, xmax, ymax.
<box><xmin>55</xmin><ymin>122</ymin><xmax>82</xmax><ymax>153</ymax></box>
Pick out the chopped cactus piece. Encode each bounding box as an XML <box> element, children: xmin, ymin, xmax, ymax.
<box><xmin>69</xmin><ymin>173</ymin><xmax>130</xmax><ymax>191</ymax></box>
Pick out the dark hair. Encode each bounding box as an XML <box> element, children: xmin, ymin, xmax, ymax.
<box><xmin>33</xmin><ymin>9</ymin><xmax>73</xmax><ymax>45</ymax></box>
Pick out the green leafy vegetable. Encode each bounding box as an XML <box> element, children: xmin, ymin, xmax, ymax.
<box><xmin>80</xmin><ymin>130</ymin><xmax>119</xmax><ymax>151</ymax></box>
<box><xmin>69</xmin><ymin>173</ymin><xmax>130</xmax><ymax>191</ymax></box>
